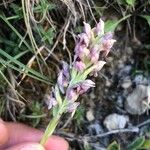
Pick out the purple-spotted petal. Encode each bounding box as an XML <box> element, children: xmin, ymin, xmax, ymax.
<box><xmin>101</xmin><ymin>33</ymin><xmax>116</xmax><ymax>56</ymax></box>
<box><xmin>67</xmin><ymin>102</ymin><xmax>80</xmax><ymax>113</ymax></box>
<box><xmin>62</xmin><ymin>61</ymin><xmax>70</xmax><ymax>79</ymax></box>
<box><xmin>79</xmin><ymin>33</ymin><xmax>90</xmax><ymax>47</ymax></box>
<box><xmin>66</xmin><ymin>88</ymin><xmax>79</xmax><ymax>102</ymax></box>
<box><xmin>57</xmin><ymin>71</ymin><xmax>68</xmax><ymax>93</ymax></box>
<box><xmin>74</xmin><ymin>61</ymin><xmax>86</xmax><ymax>72</ymax></box>
<box><xmin>76</xmin><ymin>45</ymin><xmax>90</xmax><ymax>59</ymax></box>
<box><xmin>45</xmin><ymin>89</ymin><xmax>58</xmax><ymax>109</ymax></box>
<box><xmin>76</xmin><ymin>80</ymin><xmax>95</xmax><ymax>94</ymax></box>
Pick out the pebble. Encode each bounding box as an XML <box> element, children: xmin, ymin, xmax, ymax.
<box><xmin>103</xmin><ymin>113</ymin><xmax>129</xmax><ymax>131</ymax></box>
<box><xmin>106</xmin><ymin>80</ymin><xmax>111</xmax><ymax>87</ymax></box>
<box><xmin>121</xmin><ymin>79</ymin><xmax>132</xmax><ymax>89</ymax></box>
<box><xmin>125</xmin><ymin>84</ymin><xmax>150</xmax><ymax>115</ymax></box>
<box><xmin>88</xmin><ymin>122</ymin><xmax>103</xmax><ymax>135</ymax></box>
<box><xmin>117</xmin><ymin>96</ymin><xmax>124</xmax><ymax>107</ymax></box>
<box><xmin>118</xmin><ymin>65</ymin><xmax>132</xmax><ymax>78</ymax></box>
<box><xmin>86</xmin><ymin>109</ymin><xmax>95</xmax><ymax>121</ymax></box>
<box><xmin>134</xmin><ymin>75</ymin><xmax>148</xmax><ymax>85</ymax></box>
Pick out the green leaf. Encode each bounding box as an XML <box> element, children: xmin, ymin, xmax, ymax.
<box><xmin>104</xmin><ymin>14</ymin><xmax>131</xmax><ymax>32</ymax></box>
<box><xmin>125</xmin><ymin>0</ymin><xmax>136</xmax><ymax>6</ymax></box>
<box><xmin>117</xmin><ymin>0</ymin><xmax>126</xmax><ymax>5</ymax></box>
<box><xmin>52</xmin><ymin>106</ymin><xmax>59</xmax><ymax>117</ymax></box>
<box><xmin>127</xmin><ymin>137</ymin><xmax>145</xmax><ymax>150</ymax></box>
<box><xmin>0</xmin><ymin>14</ymin><xmax>32</xmax><ymax>51</ymax></box>
<box><xmin>55</xmin><ymin>85</ymin><xmax>62</xmax><ymax>106</ymax></box>
<box><xmin>0</xmin><ymin>49</ymin><xmax>52</xmax><ymax>84</ymax></box>
<box><xmin>140</xmin><ymin>139</ymin><xmax>150</xmax><ymax>149</ymax></box>
<box><xmin>141</xmin><ymin>15</ymin><xmax>150</xmax><ymax>26</ymax></box>
<box><xmin>107</xmin><ymin>141</ymin><xmax>120</xmax><ymax>150</ymax></box>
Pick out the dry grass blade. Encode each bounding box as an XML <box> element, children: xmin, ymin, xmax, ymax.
<box><xmin>18</xmin><ymin>46</ymin><xmax>45</xmax><ymax>85</ymax></box>
<box><xmin>59</xmin><ymin>0</ymin><xmax>76</xmax><ymax>18</ymax></box>
<box><xmin>0</xmin><ymin>0</ymin><xmax>15</xmax><ymax>7</ymax></box>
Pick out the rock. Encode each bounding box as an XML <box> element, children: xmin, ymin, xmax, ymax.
<box><xmin>134</xmin><ymin>75</ymin><xmax>148</xmax><ymax>85</ymax></box>
<box><xmin>117</xmin><ymin>96</ymin><xmax>124</xmax><ymax>107</ymax></box>
<box><xmin>125</xmin><ymin>85</ymin><xmax>150</xmax><ymax>115</ymax></box>
<box><xmin>88</xmin><ymin>121</ymin><xmax>103</xmax><ymax>135</ymax></box>
<box><xmin>118</xmin><ymin>65</ymin><xmax>132</xmax><ymax>78</ymax></box>
<box><xmin>103</xmin><ymin>113</ymin><xmax>129</xmax><ymax>131</ymax></box>
<box><xmin>121</xmin><ymin>79</ymin><xmax>132</xmax><ymax>89</ymax></box>
<box><xmin>90</xmin><ymin>92</ymin><xmax>96</xmax><ymax>99</ymax></box>
<box><xmin>106</xmin><ymin>80</ymin><xmax>111</xmax><ymax>87</ymax></box>
<box><xmin>86</xmin><ymin>109</ymin><xmax>95</xmax><ymax>121</ymax></box>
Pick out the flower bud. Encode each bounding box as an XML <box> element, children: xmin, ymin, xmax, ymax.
<box><xmin>83</xmin><ymin>22</ymin><xmax>92</xmax><ymax>36</ymax></box>
<box><xmin>74</xmin><ymin>61</ymin><xmax>86</xmax><ymax>72</ymax></box>
<box><xmin>57</xmin><ymin>71</ymin><xmax>68</xmax><ymax>93</ymax></box>
<box><xmin>79</xmin><ymin>33</ymin><xmax>90</xmax><ymax>47</ymax></box>
<box><xmin>94</xmin><ymin>61</ymin><xmax>106</xmax><ymax>71</ymax></box>
<box><xmin>89</xmin><ymin>44</ymin><xmax>101</xmax><ymax>63</ymax></box>
<box><xmin>90</xmin><ymin>61</ymin><xmax>106</xmax><ymax>77</ymax></box>
<box><xmin>76</xmin><ymin>45</ymin><xmax>90</xmax><ymax>60</ymax></box>
<box><xmin>66</xmin><ymin>88</ymin><xmax>78</xmax><ymax>102</ymax></box>
<box><xmin>96</xmin><ymin>19</ymin><xmax>104</xmax><ymax>36</ymax></box>
<box><xmin>46</xmin><ymin>89</ymin><xmax>58</xmax><ymax>109</ymax></box>
<box><xmin>62</xmin><ymin>61</ymin><xmax>70</xmax><ymax>79</ymax></box>
<box><xmin>76</xmin><ymin>80</ymin><xmax>95</xmax><ymax>94</ymax></box>
<box><xmin>101</xmin><ymin>33</ymin><xmax>116</xmax><ymax>56</ymax></box>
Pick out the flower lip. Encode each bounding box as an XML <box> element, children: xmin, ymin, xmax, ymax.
<box><xmin>74</xmin><ymin>61</ymin><xmax>86</xmax><ymax>72</ymax></box>
<box><xmin>46</xmin><ymin>88</ymin><xmax>58</xmax><ymax>109</ymax></box>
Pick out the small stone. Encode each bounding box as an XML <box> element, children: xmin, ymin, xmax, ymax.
<box><xmin>117</xmin><ymin>96</ymin><xmax>124</xmax><ymax>107</ymax></box>
<box><xmin>106</xmin><ymin>80</ymin><xmax>111</xmax><ymax>87</ymax></box>
<box><xmin>126</xmin><ymin>47</ymin><xmax>133</xmax><ymax>55</ymax></box>
<box><xmin>134</xmin><ymin>75</ymin><xmax>148</xmax><ymax>85</ymax></box>
<box><xmin>88</xmin><ymin>121</ymin><xmax>103</xmax><ymax>135</ymax></box>
<box><xmin>125</xmin><ymin>85</ymin><xmax>150</xmax><ymax>115</ymax></box>
<box><xmin>103</xmin><ymin>113</ymin><xmax>129</xmax><ymax>131</ymax></box>
<box><xmin>90</xmin><ymin>92</ymin><xmax>96</xmax><ymax>99</ymax></box>
<box><xmin>86</xmin><ymin>109</ymin><xmax>95</xmax><ymax>121</ymax></box>
<box><xmin>121</xmin><ymin>79</ymin><xmax>132</xmax><ymax>89</ymax></box>
<box><xmin>118</xmin><ymin>65</ymin><xmax>132</xmax><ymax>78</ymax></box>
<box><xmin>107</xmin><ymin>57</ymin><xmax>113</xmax><ymax>63</ymax></box>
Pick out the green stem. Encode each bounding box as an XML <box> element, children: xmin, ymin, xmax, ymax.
<box><xmin>40</xmin><ymin>101</ymin><xmax>67</xmax><ymax>145</ymax></box>
<box><xmin>40</xmin><ymin>114</ymin><xmax>61</xmax><ymax>145</ymax></box>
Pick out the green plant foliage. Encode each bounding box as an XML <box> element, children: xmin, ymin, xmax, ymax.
<box><xmin>107</xmin><ymin>141</ymin><xmax>120</xmax><ymax>150</ymax></box>
<box><xmin>127</xmin><ymin>137</ymin><xmax>145</xmax><ymax>150</ymax></box>
<box><xmin>39</xmin><ymin>26</ymin><xmax>55</xmax><ymax>44</ymax></box>
<box><xmin>0</xmin><ymin>32</ymin><xmax>27</xmax><ymax>56</ymax></box>
<box><xmin>10</xmin><ymin>3</ymin><xmax>23</xmax><ymax>19</ymax></box>
<box><xmin>125</xmin><ymin>0</ymin><xmax>136</xmax><ymax>6</ymax></box>
<box><xmin>141</xmin><ymin>15</ymin><xmax>150</xmax><ymax>26</ymax></box>
<box><xmin>0</xmin><ymin>14</ymin><xmax>32</xmax><ymax>51</ymax></box>
<box><xmin>117</xmin><ymin>0</ymin><xmax>127</xmax><ymax>5</ymax></box>
<box><xmin>0</xmin><ymin>49</ymin><xmax>52</xmax><ymax>84</ymax></box>
<box><xmin>83</xmin><ymin>141</ymin><xmax>92</xmax><ymax>150</ymax></box>
<box><xmin>140</xmin><ymin>139</ymin><xmax>150</xmax><ymax>149</ymax></box>
<box><xmin>74</xmin><ymin>106</ymin><xmax>85</xmax><ymax>126</ymax></box>
<box><xmin>34</xmin><ymin>1</ymin><xmax>55</xmax><ymax>13</ymax></box>
<box><xmin>20</xmin><ymin>101</ymin><xmax>46</xmax><ymax>127</ymax></box>
<box><xmin>104</xmin><ymin>14</ymin><xmax>131</xmax><ymax>32</ymax></box>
